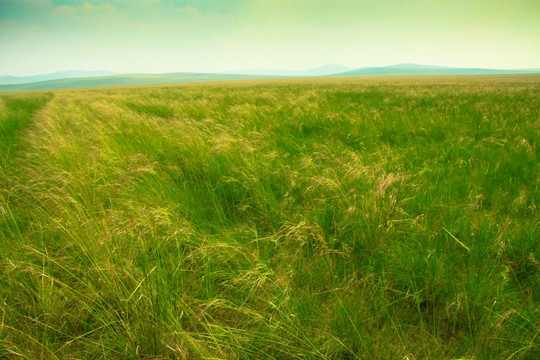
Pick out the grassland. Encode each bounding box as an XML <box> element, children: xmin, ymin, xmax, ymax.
<box><xmin>0</xmin><ymin>76</ymin><xmax>538</xmax><ymax>359</ymax></box>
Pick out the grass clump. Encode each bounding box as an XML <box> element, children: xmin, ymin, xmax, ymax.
<box><xmin>0</xmin><ymin>76</ymin><xmax>538</xmax><ymax>359</ymax></box>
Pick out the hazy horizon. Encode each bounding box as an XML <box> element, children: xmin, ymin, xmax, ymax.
<box><xmin>3</xmin><ymin>62</ymin><xmax>540</xmax><ymax>79</ymax></box>
<box><xmin>1</xmin><ymin>0</ymin><xmax>539</xmax><ymax>77</ymax></box>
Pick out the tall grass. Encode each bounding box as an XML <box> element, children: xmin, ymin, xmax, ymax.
<box><xmin>1</xmin><ymin>76</ymin><xmax>538</xmax><ymax>359</ymax></box>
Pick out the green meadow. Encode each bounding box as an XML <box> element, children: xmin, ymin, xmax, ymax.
<box><xmin>0</xmin><ymin>76</ymin><xmax>538</xmax><ymax>359</ymax></box>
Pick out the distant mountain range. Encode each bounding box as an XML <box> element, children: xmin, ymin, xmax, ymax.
<box><xmin>226</xmin><ymin>63</ymin><xmax>353</xmax><ymax>77</ymax></box>
<box><xmin>1</xmin><ymin>64</ymin><xmax>538</xmax><ymax>92</ymax></box>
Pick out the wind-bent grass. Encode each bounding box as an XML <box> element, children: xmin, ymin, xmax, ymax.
<box><xmin>0</xmin><ymin>76</ymin><xmax>538</xmax><ymax>359</ymax></box>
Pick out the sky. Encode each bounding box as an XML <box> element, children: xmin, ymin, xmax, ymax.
<box><xmin>1</xmin><ymin>0</ymin><xmax>539</xmax><ymax>76</ymax></box>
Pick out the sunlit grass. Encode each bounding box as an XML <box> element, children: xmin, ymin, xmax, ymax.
<box><xmin>1</xmin><ymin>76</ymin><xmax>538</xmax><ymax>359</ymax></box>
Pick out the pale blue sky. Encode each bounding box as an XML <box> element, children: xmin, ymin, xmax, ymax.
<box><xmin>1</xmin><ymin>0</ymin><xmax>539</xmax><ymax>76</ymax></box>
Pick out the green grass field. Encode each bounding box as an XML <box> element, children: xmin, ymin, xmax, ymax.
<box><xmin>0</xmin><ymin>76</ymin><xmax>538</xmax><ymax>359</ymax></box>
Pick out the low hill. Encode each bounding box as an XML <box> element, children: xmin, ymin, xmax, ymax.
<box><xmin>0</xmin><ymin>72</ymin><xmax>277</xmax><ymax>92</ymax></box>
<box><xmin>0</xmin><ymin>70</ymin><xmax>116</xmax><ymax>85</ymax></box>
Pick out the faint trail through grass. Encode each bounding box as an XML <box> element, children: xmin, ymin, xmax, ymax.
<box><xmin>0</xmin><ymin>92</ymin><xmax>53</xmax><ymax>236</ymax></box>
<box><xmin>0</xmin><ymin>93</ymin><xmax>53</xmax><ymax>155</ymax></box>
